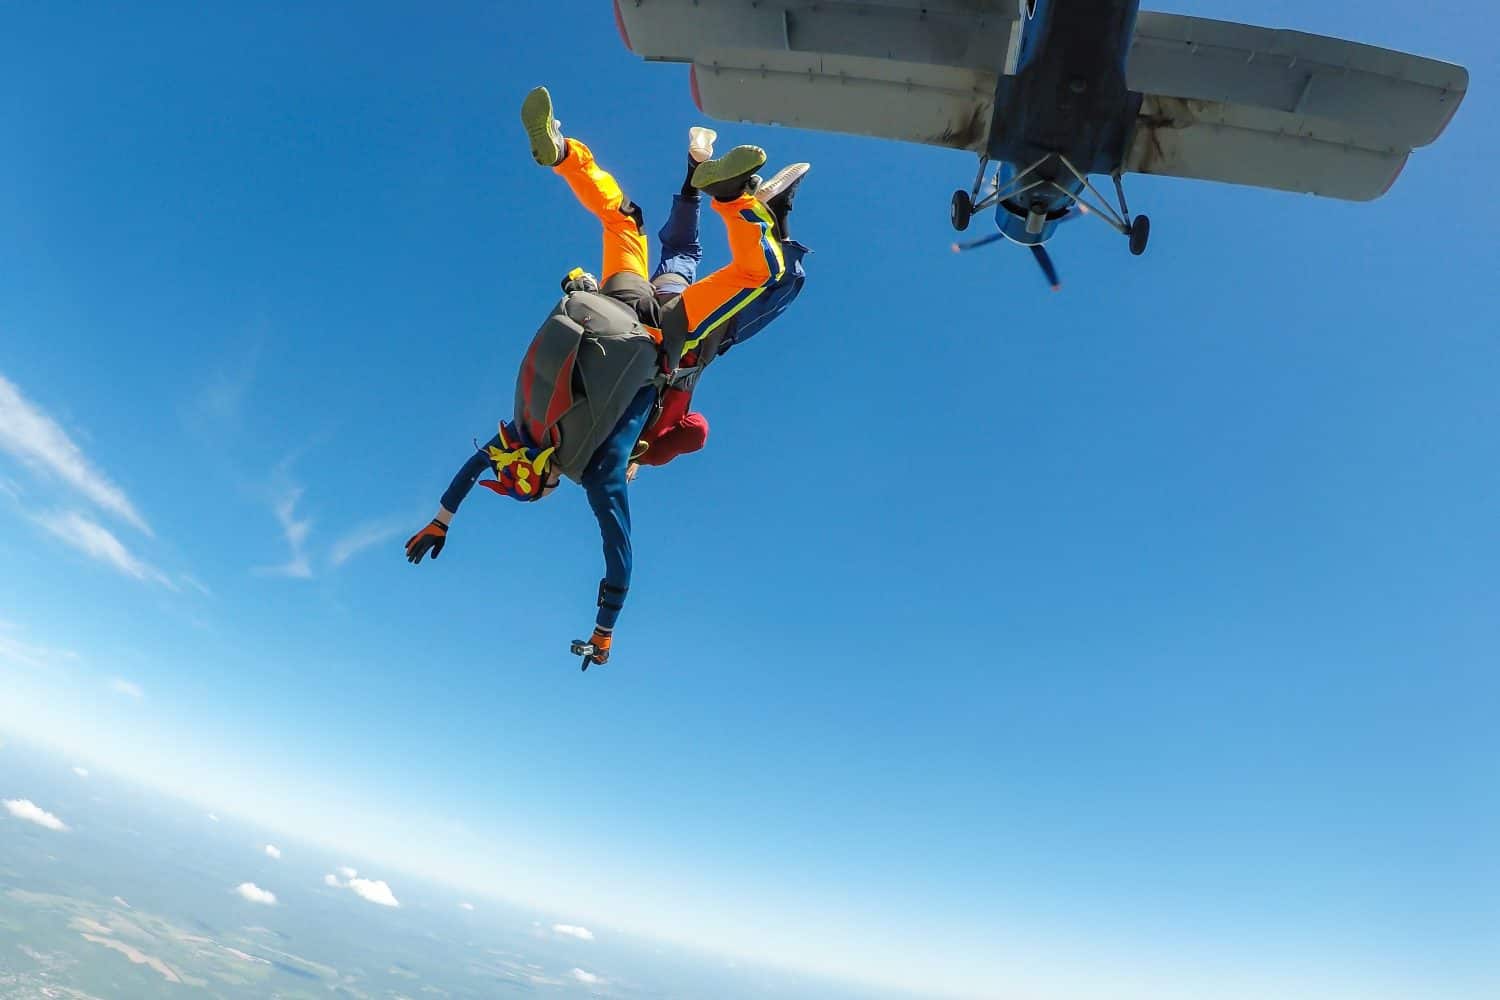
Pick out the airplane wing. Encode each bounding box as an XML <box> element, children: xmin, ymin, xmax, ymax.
<box><xmin>614</xmin><ymin>0</ymin><xmax>1026</xmax><ymax>152</ymax></box>
<box><xmin>1124</xmin><ymin>13</ymin><xmax>1468</xmax><ymax>201</ymax></box>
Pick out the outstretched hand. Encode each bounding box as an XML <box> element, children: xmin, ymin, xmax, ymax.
<box><xmin>572</xmin><ymin>627</ymin><xmax>613</xmax><ymax>670</ymax></box>
<box><xmin>405</xmin><ymin>519</ymin><xmax>447</xmax><ymax>564</ymax></box>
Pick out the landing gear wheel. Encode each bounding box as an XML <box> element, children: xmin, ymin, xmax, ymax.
<box><xmin>1128</xmin><ymin>214</ymin><xmax>1150</xmax><ymax>256</ymax></box>
<box><xmin>950</xmin><ymin>189</ymin><xmax>973</xmax><ymax>232</ymax></box>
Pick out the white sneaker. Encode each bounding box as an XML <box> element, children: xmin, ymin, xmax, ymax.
<box><xmin>757</xmin><ymin>162</ymin><xmax>811</xmax><ymax>204</ymax></box>
<box><xmin>688</xmin><ymin>126</ymin><xmax>717</xmax><ymax>164</ymax></box>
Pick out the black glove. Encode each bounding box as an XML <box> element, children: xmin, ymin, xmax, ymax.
<box><xmin>404</xmin><ymin>519</ymin><xmax>447</xmax><ymax>564</ymax></box>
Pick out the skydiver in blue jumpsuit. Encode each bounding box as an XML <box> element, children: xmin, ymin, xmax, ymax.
<box><xmin>405</xmin><ymin>90</ymin><xmax>807</xmax><ymax>669</ymax></box>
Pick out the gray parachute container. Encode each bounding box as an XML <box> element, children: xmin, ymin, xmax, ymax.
<box><xmin>513</xmin><ymin>290</ymin><xmax>661</xmax><ymax>482</ymax></box>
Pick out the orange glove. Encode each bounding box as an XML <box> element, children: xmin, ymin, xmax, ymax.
<box><xmin>571</xmin><ymin>627</ymin><xmax>613</xmax><ymax>670</ymax></box>
<box><xmin>586</xmin><ymin>627</ymin><xmax>612</xmax><ymax>665</ymax></box>
<box><xmin>404</xmin><ymin>519</ymin><xmax>447</xmax><ymax>563</ymax></box>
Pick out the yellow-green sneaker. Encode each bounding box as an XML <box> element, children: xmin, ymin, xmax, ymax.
<box><xmin>520</xmin><ymin>86</ymin><xmax>565</xmax><ymax>167</ymax></box>
<box><xmin>691</xmin><ymin>144</ymin><xmax>767</xmax><ymax>200</ymax></box>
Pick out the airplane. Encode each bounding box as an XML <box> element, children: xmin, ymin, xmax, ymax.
<box><xmin>614</xmin><ymin>1</ymin><xmax>1467</xmax><ymax>289</ymax></box>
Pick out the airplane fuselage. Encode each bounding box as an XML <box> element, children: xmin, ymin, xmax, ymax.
<box><xmin>986</xmin><ymin>0</ymin><xmax>1143</xmax><ymax>245</ymax></box>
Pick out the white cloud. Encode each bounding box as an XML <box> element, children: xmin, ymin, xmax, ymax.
<box><xmin>109</xmin><ymin>678</ymin><xmax>144</xmax><ymax>699</ymax></box>
<box><xmin>553</xmin><ymin>924</ymin><xmax>595</xmax><ymax>942</ymax></box>
<box><xmin>4</xmin><ymin>799</ymin><xmax>68</xmax><ymax>831</ymax></box>
<box><xmin>72</xmin><ymin>766</ymin><xmax>89</xmax><ymax>778</ymax></box>
<box><xmin>112</xmin><ymin>896</ymin><xmax>131</xmax><ymax>909</ymax></box>
<box><xmin>349</xmin><ymin>878</ymin><xmax>399</xmax><ymax>908</ymax></box>
<box><xmin>37</xmin><ymin>511</ymin><xmax>173</xmax><ymax>587</ymax></box>
<box><xmin>571</xmin><ymin>969</ymin><xmax>603</xmax><ymax>985</ymax></box>
<box><xmin>0</xmin><ymin>623</ymin><xmax>80</xmax><ymax>671</ymax></box>
<box><xmin>255</xmin><ymin>483</ymin><xmax>313</xmax><ymax>578</ymax></box>
<box><xmin>0</xmin><ymin>372</ymin><xmax>152</xmax><ymax>534</ymax></box>
<box><xmin>328</xmin><ymin>519</ymin><xmax>406</xmax><ymax>568</ymax></box>
<box><xmin>323</xmin><ymin>870</ymin><xmax>399</xmax><ymax>908</ymax></box>
<box><xmin>263</xmin><ymin>844</ymin><xmax>281</xmax><ymax>860</ymax></box>
<box><xmin>235</xmin><ymin>883</ymin><xmax>276</xmax><ymax>905</ymax></box>
<box><xmin>458</xmin><ymin>901</ymin><xmax>475</xmax><ymax>911</ymax></box>
<box><xmin>207</xmin><ymin>812</ymin><xmax>220</xmax><ymax>823</ymax></box>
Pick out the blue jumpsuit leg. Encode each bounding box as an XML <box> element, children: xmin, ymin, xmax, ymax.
<box><xmin>579</xmin><ymin>385</ymin><xmax>657</xmax><ymax>629</ymax></box>
<box><xmin>650</xmin><ymin>194</ymin><xmax>704</xmax><ymax>289</ymax></box>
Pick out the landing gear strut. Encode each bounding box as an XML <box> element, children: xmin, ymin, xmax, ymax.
<box><xmin>953</xmin><ymin>152</ymin><xmax>1152</xmax><ymax>255</ymax></box>
<box><xmin>1044</xmin><ymin>158</ymin><xmax>1150</xmax><ymax>256</ymax></box>
<box><xmin>950</xmin><ymin>155</ymin><xmax>992</xmax><ymax>232</ymax></box>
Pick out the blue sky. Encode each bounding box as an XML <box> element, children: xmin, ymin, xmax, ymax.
<box><xmin>1</xmin><ymin>2</ymin><xmax>1495</xmax><ymax>997</ymax></box>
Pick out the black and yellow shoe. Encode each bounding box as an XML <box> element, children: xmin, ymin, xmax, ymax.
<box><xmin>520</xmin><ymin>86</ymin><xmax>566</xmax><ymax>167</ymax></box>
<box><xmin>691</xmin><ymin>144</ymin><xmax>767</xmax><ymax>201</ymax></box>
<box><xmin>758</xmin><ymin>162</ymin><xmax>810</xmax><ymax>239</ymax></box>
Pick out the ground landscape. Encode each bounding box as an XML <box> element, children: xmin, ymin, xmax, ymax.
<box><xmin>1</xmin><ymin>740</ymin><xmax>895</xmax><ymax>999</ymax></box>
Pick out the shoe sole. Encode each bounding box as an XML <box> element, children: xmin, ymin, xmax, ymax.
<box><xmin>688</xmin><ymin>126</ymin><xmax>718</xmax><ymax>163</ymax></box>
<box><xmin>691</xmin><ymin>145</ymin><xmax>768</xmax><ymax>190</ymax></box>
<box><xmin>521</xmin><ymin>87</ymin><xmax>563</xmax><ymax>166</ymax></box>
<box><xmin>757</xmin><ymin>162</ymin><xmax>811</xmax><ymax>204</ymax></box>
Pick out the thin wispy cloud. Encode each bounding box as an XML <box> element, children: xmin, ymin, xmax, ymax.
<box><xmin>109</xmin><ymin>678</ymin><xmax>145</xmax><ymax>699</ymax></box>
<box><xmin>0</xmin><ymin>372</ymin><xmax>152</xmax><ymax>534</ymax></box>
<box><xmin>323</xmin><ymin>868</ymin><xmax>399</xmax><ymax>907</ymax></box>
<box><xmin>553</xmin><ymin>924</ymin><xmax>595</xmax><ymax>942</ymax></box>
<box><xmin>234</xmin><ymin>883</ymin><xmax>276</xmax><ymax>905</ymax></box>
<box><xmin>179</xmin><ymin>574</ymin><xmax>213</xmax><ymax>597</ymax></box>
<box><xmin>36</xmin><ymin>511</ymin><xmax>174</xmax><ymax>587</ymax></box>
<box><xmin>328</xmin><ymin>519</ymin><xmax>407</xmax><ymax>569</ymax></box>
<box><xmin>4</xmin><ymin>799</ymin><xmax>68</xmax><ymax>831</ymax></box>
<box><xmin>458</xmin><ymin>901</ymin><xmax>475</xmax><ymax>911</ymax></box>
<box><xmin>571</xmin><ymin>969</ymin><xmax>603</xmax><ymax>985</ymax></box>
<box><xmin>0</xmin><ymin>624</ymin><xmax>80</xmax><ymax>671</ymax></box>
<box><xmin>72</xmin><ymin>766</ymin><xmax>89</xmax><ymax>779</ymax></box>
<box><xmin>256</xmin><ymin>483</ymin><xmax>313</xmax><ymax>579</ymax></box>
<box><xmin>263</xmin><ymin>844</ymin><xmax>281</xmax><ymax>860</ymax></box>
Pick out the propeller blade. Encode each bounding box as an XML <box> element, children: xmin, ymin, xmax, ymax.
<box><xmin>951</xmin><ymin>232</ymin><xmax>1006</xmax><ymax>253</ymax></box>
<box><xmin>1030</xmin><ymin>244</ymin><xmax>1061</xmax><ymax>291</ymax></box>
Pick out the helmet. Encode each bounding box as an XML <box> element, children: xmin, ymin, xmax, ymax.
<box><xmin>478</xmin><ymin>421</ymin><xmax>560</xmax><ymax>502</ymax></box>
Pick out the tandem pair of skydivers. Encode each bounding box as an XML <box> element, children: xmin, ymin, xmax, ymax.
<box><xmin>404</xmin><ymin>86</ymin><xmax>810</xmax><ymax>669</ymax></box>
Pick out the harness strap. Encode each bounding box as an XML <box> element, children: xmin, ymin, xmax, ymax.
<box><xmin>597</xmin><ymin>579</ymin><xmax>628</xmax><ymax>612</ymax></box>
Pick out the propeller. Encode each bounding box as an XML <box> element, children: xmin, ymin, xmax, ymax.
<box><xmin>950</xmin><ymin>232</ymin><xmax>1005</xmax><ymax>253</ymax></box>
<box><xmin>1030</xmin><ymin>244</ymin><xmax>1061</xmax><ymax>292</ymax></box>
<box><xmin>949</xmin><ymin>204</ymin><xmax>1078</xmax><ymax>292</ymax></box>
